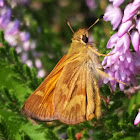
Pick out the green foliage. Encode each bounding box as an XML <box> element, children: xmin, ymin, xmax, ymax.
<box><xmin>0</xmin><ymin>1</ymin><xmax>140</xmax><ymax>140</ymax></box>
<box><xmin>45</xmin><ymin>129</ymin><xmax>60</xmax><ymax>140</ymax></box>
<box><xmin>0</xmin><ymin>116</ymin><xmax>15</xmax><ymax>140</ymax></box>
<box><xmin>0</xmin><ymin>87</ymin><xmax>21</xmax><ymax>113</ymax></box>
<box><xmin>0</xmin><ymin>42</ymin><xmax>42</xmax><ymax>91</ymax></box>
<box><xmin>19</xmin><ymin>130</ymin><xmax>32</xmax><ymax>140</ymax></box>
<box><xmin>67</xmin><ymin>127</ymin><xmax>77</xmax><ymax>140</ymax></box>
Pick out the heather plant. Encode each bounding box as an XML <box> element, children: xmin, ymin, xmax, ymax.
<box><xmin>0</xmin><ymin>0</ymin><xmax>140</xmax><ymax>140</ymax></box>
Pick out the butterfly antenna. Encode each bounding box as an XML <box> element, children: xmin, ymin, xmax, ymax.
<box><xmin>87</xmin><ymin>15</ymin><xmax>103</xmax><ymax>31</ymax></box>
<box><xmin>66</xmin><ymin>20</ymin><xmax>74</xmax><ymax>33</ymax></box>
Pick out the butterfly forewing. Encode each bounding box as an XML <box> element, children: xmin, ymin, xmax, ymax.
<box><xmin>22</xmin><ymin>55</ymin><xmax>68</xmax><ymax>121</ymax></box>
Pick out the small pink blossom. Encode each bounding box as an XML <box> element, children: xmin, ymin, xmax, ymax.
<box><xmin>132</xmin><ymin>51</ymin><xmax>140</xmax><ymax>73</ymax></box>
<box><xmin>35</xmin><ymin>59</ymin><xmax>42</xmax><ymax>69</ymax></box>
<box><xmin>133</xmin><ymin>0</ymin><xmax>140</xmax><ymax>5</ymax></box>
<box><xmin>130</xmin><ymin>29</ymin><xmax>140</xmax><ymax>52</ymax></box>
<box><xmin>109</xmin><ymin>0</ymin><xmax>124</xmax><ymax>7</ymax></box>
<box><xmin>134</xmin><ymin>109</ymin><xmax>140</xmax><ymax>125</ymax></box>
<box><xmin>37</xmin><ymin>69</ymin><xmax>46</xmax><ymax>78</ymax></box>
<box><xmin>118</xmin><ymin>20</ymin><xmax>132</xmax><ymax>37</ymax></box>
<box><xmin>23</xmin><ymin>41</ymin><xmax>30</xmax><ymax>51</ymax></box>
<box><xmin>16</xmin><ymin>46</ymin><xmax>22</xmax><ymax>53</ymax></box>
<box><xmin>122</xmin><ymin>4</ymin><xmax>134</xmax><ymax>23</ymax></box>
<box><xmin>0</xmin><ymin>0</ymin><xmax>4</xmax><ymax>7</ymax></box>
<box><xmin>104</xmin><ymin>5</ymin><xmax>122</xmax><ymax>30</ymax></box>
<box><xmin>136</xmin><ymin>15</ymin><xmax>140</xmax><ymax>34</ymax></box>
<box><xmin>124</xmin><ymin>85</ymin><xmax>140</xmax><ymax>96</ymax></box>
<box><xmin>21</xmin><ymin>53</ymin><xmax>28</xmax><ymax>62</ymax></box>
<box><xmin>5</xmin><ymin>19</ymin><xmax>20</xmax><ymax>35</ymax></box>
<box><xmin>26</xmin><ymin>60</ymin><xmax>33</xmax><ymax>68</ymax></box>
<box><xmin>0</xmin><ymin>7</ymin><xmax>11</xmax><ymax>29</ymax></box>
<box><xmin>19</xmin><ymin>32</ymin><xmax>30</xmax><ymax>42</ymax></box>
<box><xmin>4</xmin><ymin>34</ymin><xmax>18</xmax><ymax>46</ymax></box>
<box><xmin>122</xmin><ymin>3</ymin><xmax>140</xmax><ymax>23</ymax></box>
<box><xmin>129</xmin><ymin>2</ymin><xmax>140</xmax><ymax>14</ymax></box>
<box><xmin>106</xmin><ymin>33</ymin><xmax>118</xmax><ymax>49</ymax></box>
<box><xmin>86</xmin><ymin>0</ymin><xmax>97</xmax><ymax>10</ymax></box>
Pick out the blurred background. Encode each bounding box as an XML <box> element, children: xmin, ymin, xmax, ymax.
<box><xmin>0</xmin><ymin>0</ymin><xmax>140</xmax><ymax>140</ymax></box>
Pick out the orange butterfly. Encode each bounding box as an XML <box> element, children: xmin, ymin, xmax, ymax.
<box><xmin>22</xmin><ymin>17</ymin><xmax>127</xmax><ymax>125</ymax></box>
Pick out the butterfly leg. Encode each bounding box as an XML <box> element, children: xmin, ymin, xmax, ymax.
<box><xmin>96</xmin><ymin>68</ymin><xmax>128</xmax><ymax>85</ymax></box>
<box><xmin>87</xmin><ymin>45</ymin><xmax>114</xmax><ymax>57</ymax></box>
<box><xmin>93</xmin><ymin>80</ymin><xmax>101</xmax><ymax>119</ymax></box>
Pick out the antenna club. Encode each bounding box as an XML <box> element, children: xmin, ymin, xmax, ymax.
<box><xmin>99</xmin><ymin>14</ymin><xmax>104</xmax><ymax>19</ymax></box>
<box><xmin>66</xmin><ymin>20</ymin><xmax>74</xmax><ymax>33</ymax></box>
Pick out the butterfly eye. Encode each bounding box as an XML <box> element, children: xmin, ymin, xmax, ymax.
<box><xmin>82</xmin><ymin>35</ymin><xmax>88</xmax><ymax>43</ymax></box>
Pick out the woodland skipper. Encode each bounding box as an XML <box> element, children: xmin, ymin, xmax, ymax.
<box><xmin>22</xmin><ymin>16</ymin><xmax>127</xmax><ymax>125</ymax></box>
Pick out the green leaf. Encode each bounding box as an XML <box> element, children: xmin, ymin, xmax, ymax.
<box><xmin>19</xmin><ymin>130</ymin><xmax>32</xmax><ymax>140</ymax></box>
<box><xmin>67</xmin><ymin>126</ymin><xmax>76</xmax><ymax>140</ymax></box>
<box><xmin>0</xmin><ymin>116</ymin><xmax>15</xmax><ymax>140</ymax></box>
<box><xmin>45</xmin><ymin>129</ymin><xmax>60</xmax><ymax>140</ymax></box>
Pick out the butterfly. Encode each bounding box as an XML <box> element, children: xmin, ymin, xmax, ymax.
<box><xmin>22</xmin><ymin>16</ymin><xmax>127</xmax><ymax>125</ymax></box>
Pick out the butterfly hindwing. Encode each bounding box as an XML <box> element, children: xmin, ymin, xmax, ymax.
<box><xmin>53</xmin><ymin>58</ymin><xmax>101</xmax><ymax>124</ymax></box>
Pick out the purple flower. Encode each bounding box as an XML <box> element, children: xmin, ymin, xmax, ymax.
<box><xmin>122</xmin><ymin>2</ymin><xmax>140</xmax><ymax>23</ymax></box>
<box><xmin>4</xmin><ymin>34</ymin><xmax>18</xmax><ymax>46</ymax></box>
<box><xmin>16</xmin><ymin>46</ymin><xmax>22</xmax><ymax>53</ymax></box>
<box><xmin>109</xmin><ymin>0</ymin><xmax>124</xmax><ymax>7</ymax></box>
<box><xmin>23</xmin><ymin>40</ymin><xmax>30</xmax><ymax>51</ymax></box>
<box><xmin>4</xmin><ymin>19</ymin><xmax>20</xmax><ymax>35</ymax></box>
<box><xmin>0</xmin><ymin>0</ymin><xmax>4</xmax><ymax>7</ymax></box>
<box><xmin>134</xmin><ymin>109</ymin><xmax>140</xmax><ymax>125</ymax></box>
<box><xmin>37</xmin><ymin>69</ymin><xmax>46</xmax><ymax>78</ymax></box>
<box><xmin>129</xmin><ymin>1</ymin><xmax>140</xmax><ymax>14</ymax></box>
<box><xmin>3</xmin><ymin>19</ymin><xmax>20</xmax><ymax>46</ymax></box>
<box><xmin>104</xmin><ymin>5</ymin><xmax>122</xmax><ymax>30</ymax></box>
<box><xmin>0</xmin><ymin>1</ymin><xmax>45</xmax><ymax>78</ymax></box>
<box><xmin>106</xmin><ymin>33</ymin><xmax>118</xmax><ymax>48</ymax></box>
<box><xmin>35</xmin><ymin>59</ymin><xmax>42</xmax><ymax>69</ymax></box>
<box><xmin>26</xmin><ymin>59</ymin><xmax>33</xmax><ymax>68</ymax></box>
<box><xmin>102</xmin><ymin>33</ymin><xmax>138</xmax><ymax>91</ymax></box>
<box><xmin>21</xmin><ymin>53</ymin><xmax>28</xmax><ymax>62</ymax></box>
<box><xmin>136</xmin><ymin>15</ymin><xmax>140</xmax><ymax>33</ymax></box>
<box><xmin>103</xmin><ymin>0</ymin><xmax>140</xmax><ymax>91</ymax></box>
<box><xmin>0</xmin><ymin>7</ymin><xmax>11</xmax><ymax>29</ymax></box>
<box><xmin>86</xmin><ymin>0</ymin><xmax>97</xmax><ymax>10</ymax></box>
<box><xmin>124</xmin><ymin>85</ymin><xmax>140</xmax><ymax>96</ymax></box>
<box><xmin>130</xmin><ymin>29</ymin><xmax>140</xmax><ymax>52</ymax></box>
<box><xmin>0</xmin><ymin>1</ymin><xmax>45</xmax><ymax>80</ymax></box>
<box><xmin>19</xmin><ymin>32</ymin><xmax>30</xmax><ymax>42</ymax></box>
<box><xmin>133</xmin><ymin>0</ymin><xmax>140</xmax><ymax>5</ymax></box>
<box><xmin>132</xmin><ymin>51</ymin><xmax>140</xmax><ymax>72</ymax></box>
<box><xmin>118</xmin><ymin>20</ymin><xmax>132</xmax><ymax>37</ymax></box>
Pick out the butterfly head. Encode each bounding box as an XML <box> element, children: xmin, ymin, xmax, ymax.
<box><xmin>68</xmin><ymin>16</ymin><xmax>103</xmax><ymax>45</ymax></box>
<box><xmin>72</xmin><ymin>28</ymin><xmax>88</xmax><ymax>44</ymax></box>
